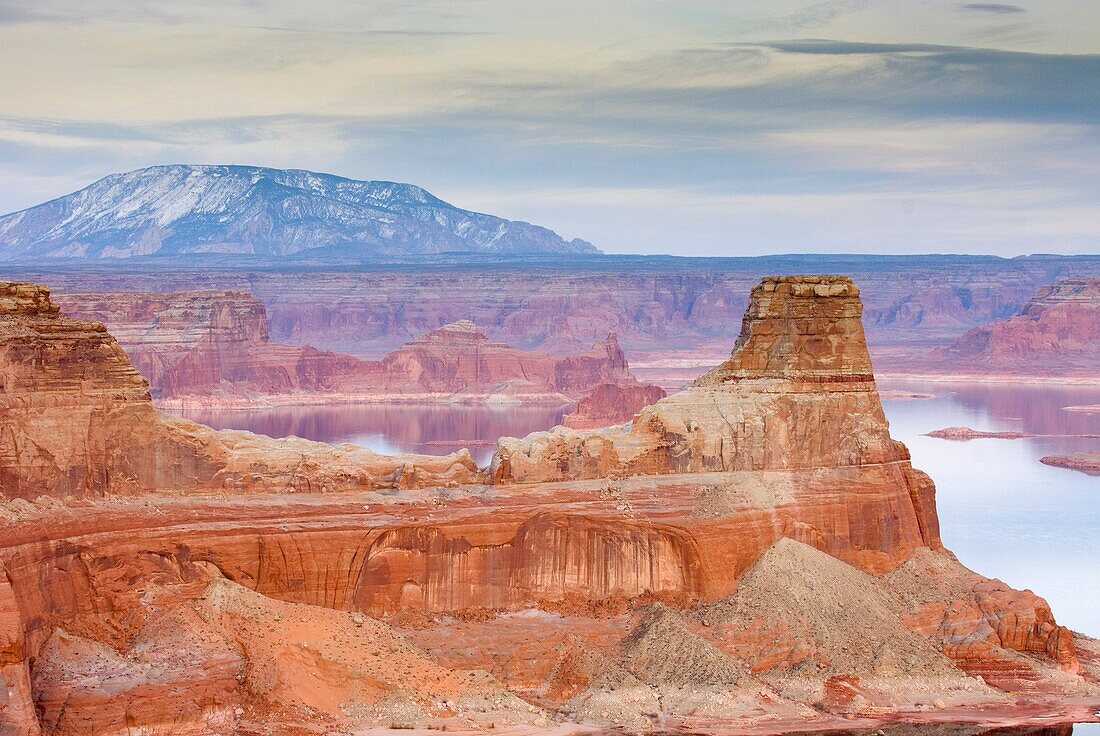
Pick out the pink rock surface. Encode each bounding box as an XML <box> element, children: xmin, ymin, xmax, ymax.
<box><xmin>55</xmin><ymin>292</ymin><xmax>655</xmax><ymax>407</ymax></box>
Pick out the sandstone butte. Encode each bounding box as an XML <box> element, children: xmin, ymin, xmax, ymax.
<box><xmin>53</xmin><ymin>290</ymin><xmax>663</xmax><ymax>422</ymax></box>
<box><xmin>0</xmin><ymin>276</ymin><xmax>1097</xmax><ymax>736</ymax></box>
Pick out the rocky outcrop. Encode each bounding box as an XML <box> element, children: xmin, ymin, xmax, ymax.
<box><xmin>493</xmin><ymin>277</ymin><xmax>917</xmax><ymax>480</ymax></box>
<box><xmin>1</xmin><ymin>275</ymin><xmax>1097</xmax><ymax>735</ymax></box>
<box><xmin>369</xmin><ymin>323</ymin><xmax>638</xmax><ymax>399</ymax></box>
<box><xmin>926</xmin><ymin>427</ymin><xmax>1030</xmax><ymax>440</ymax></box>
<box><xmin>887</xmin><ymin>549</ymin><xmax>1081</xmax><ymax>682</ymax></box>
<box><xmin>55</xmin><ymin>292</ymin><xmax>657</xmax><ymax>407</ymax></box>
<box><xmin>0</xmin><ymin>283</ymin><xmax>480</xmax><ymax>499</ymax></box>
<box><xmin>562</xmin><ymin>383</ymin><xmax>666</xmax><ymax>429</ymax></box>
<box><xmin>1040</xmin><ymin>452</ymin><xmax>1100</xmax><ymax>476</ymax></box>
<box><xmin>934</xmin><ymin>279</ymin><xmax>1100</xmax><ymax>376</ymax></box>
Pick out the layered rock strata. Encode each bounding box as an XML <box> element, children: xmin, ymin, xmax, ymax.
<box><xmin>561</xmin><ymin>382</ymin><xmax>666</xmax><ymax>429</ymax></box>
<box><xmin>0</xmin><ymin>283</ymin><xmax>479</xmax><ymax>499</ymax></box>
<box><xmin>55</xmin><ymin>291</ymin><xmax>657</xmax><ymax>407</ymax></box>
<box><xmin>929</xmin><ymin>278</ymin><xmax>1100</xmax><ymax>377</ymax></box>
<box><xmin>0</xmin><ymin>276</ymin><xmax>1096</xmax><ymax>735</ymax></box>
<box><xmin>22</xmin><ymin>254</ymin><xmax>1099</xmax><ymax>359</ymax></box>
<box><xmin>493</xmin><ymin>278</ymin><xmax>928</xmax><ymax>492</ymax></box>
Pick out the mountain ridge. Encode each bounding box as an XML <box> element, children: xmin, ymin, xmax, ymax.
<box><xmin>0</xmin><ymin>164</ymin><xmax>599</xmax><ymax>259</ymax></box>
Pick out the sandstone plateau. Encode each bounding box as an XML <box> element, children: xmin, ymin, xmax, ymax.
<box><xmin>0</xmin><ymin>276</ymin><xmax>1098</xmax><ymax>736</ymax></box>
<box><xmin>55</xmin><ymin>290</ymin><xmax>661</xmax><ymax>419</ymax></box>
<box><xmin>19</xmin><ymin>254</ymin><xmax>1098</xmax><ymax>362</ymax></box>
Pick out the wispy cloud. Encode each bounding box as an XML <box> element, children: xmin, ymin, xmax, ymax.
<box><xmin>961</xmin><ymin>3</ymin><xmax>1027</xmax><ymax>14</ymax></box>
<box><xmin>746</xmin><ymin>0</ymin><xmax>872</xmax><ymax>32</ymax></box>
<box><xmin>0</xmin><ymin>1</ymin><xmax>1097</xmax><ymax>255</ymax></box>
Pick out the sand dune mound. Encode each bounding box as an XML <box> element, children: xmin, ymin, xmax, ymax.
<box><xmin>622</xmin><ymin>603</ymin><xmax>751</xmax><ymax>687</ymax></box>
<box><xmin>704</xmin><ymin>539</ymin><xmax>960</xmax><ymax>678</ymax></box>
<box><xmin>884</xmin><ymin>546</ymin><xmax>981</xmax><ymax>609</ymax></box>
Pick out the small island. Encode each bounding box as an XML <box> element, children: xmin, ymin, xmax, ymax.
<box><xmin>1040</xmin><ymin>453</ymin><xmax>1100</xmax><ymax>476</ymax></box>
<box><xmin>925</xmin><ymin>426</ymin><xmax>1030</xmax><ymax>441</ymax></box>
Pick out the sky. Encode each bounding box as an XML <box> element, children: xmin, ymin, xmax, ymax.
<box><xmin>0</xmin><ymin>0</ymin><xmax>1098</xmax><ymax>257</ymax></box>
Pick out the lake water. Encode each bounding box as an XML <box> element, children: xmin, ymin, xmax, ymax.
<box><xmin>174</xmin><ymin>381</ymin><xmax>1100</xmax><ymax>637</ymax></box>
<box><xmin>177</xmin><ymin>403</ymin><xmax>567</xmax><ymax>467</ymax></box>
<box><xmin>878</xmin><ymin>379</ymin><xmax>1100</xmax><ymax>638</ymax></box>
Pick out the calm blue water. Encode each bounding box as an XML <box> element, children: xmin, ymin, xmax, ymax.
<box><xmin>880</xmin><ymin>380</ymin><xmax>1100</xmax><ymax>638</ymax></box>
<box><xmin>177</xmin><ymin>381</ymin><xmax>1100</xmax><ymax>638</ymax></box>
<box><xmin>176</xmin><ymin>402</ymin><xmax>567</xmax><ymax>467</ymax></box>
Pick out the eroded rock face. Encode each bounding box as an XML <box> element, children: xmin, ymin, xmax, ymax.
<box><xmin>55</xmin><ymin>292</ymin><xmax>657</xmax><ymax>407</ymax></box>
<box><xmin>0</xmin><ymin>283</ymin><xmax>222</xmax><ymax>499</ymax></box>
<box><xmin>562</xmin><ymin>382</ymin><xmax>666</xmax><ymax>429</ymax></box>
<box><xmin>935</xmin><ymin>279</ymin><xmax>1100</xmax><ymax>375</ymax></box>
<box><xmin>1</xmin><ymin>275</ymin><xmax>1096</xmax><ymax>735</ymax></box>
<box><xmin>0</xmin><ymin>283</ymin><xmax>480</xmax><ymax>498</ymax></box>
<box><xmin>493</xmin><ymin>276</ymin><xmax>915</xmax><ymax>484</ymax></box>
<box><xmin>0</xmin><ymin>559</ymin><xmax>37</xmax><ymax>736</ymax></box>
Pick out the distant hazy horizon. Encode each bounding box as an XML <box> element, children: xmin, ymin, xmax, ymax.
<box><xmin>1</xmin><ymin>1</ymin><xmax>1098</xmax><ymax>257</ymax></box>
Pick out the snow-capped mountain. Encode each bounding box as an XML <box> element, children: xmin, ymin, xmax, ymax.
<box><xmin>0</xmin><ymin>165</ymin><xmax>599</xmax><ymax>259</ymax></box>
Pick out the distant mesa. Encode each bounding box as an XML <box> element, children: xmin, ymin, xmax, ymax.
<box><xmin>0</xmin><ymin>164</ymin><xmax>600</xmax><ymax>260</ymax></box>
<box><xmin>936</xmin><ymin>278</ymin><xmax>1100</xmax><ymax>376</ymax></box>
<box><xmin>52</xmin><ymin>289</ymin><xmax>660</xmax><ymax>420</ymax></box>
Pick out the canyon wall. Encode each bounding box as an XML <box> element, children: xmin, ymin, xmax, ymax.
<box><xmin>932</xmin><ymin>278</ymin><xmax>1100</xmax><ymax>376</ymax></box>
<box><xmin>0</xmin><ymin>275</ymin><xmax>1096</xmax><ymax>735</ymax></box>
<box><xmin>0</xmin><ymin>282</ymin><xmax>480</xmax><ymax>500</ymax></box>
<box><xmin>54</xmin><ymin>292</ymin><xmax>655</xmax><ymax>408</ymax></box>
<box><xmin>25</xmin><ymin>256</ymin><xmax>1100</xmax><ymax>363</ymax></box>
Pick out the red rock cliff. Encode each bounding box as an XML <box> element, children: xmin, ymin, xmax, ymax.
<box><xmin>936</xmin><ymin>278</ymin><xmax>1100</xmax><ymax>375</ymax></box>
<box><xmin>0</xmin><ymin>276</ymin><xmax>1095</xmax><ymax>736</ymax></box>
<box><xmin>494</xmin><ymin>276</ymin><xmax>915</xmax><ymax>478</ymax></box>
<box><xmin>0</xmin><ymin>283</ymin><xmax>480</xmax><ymax>499</ymax></box>
<box><xmin>55</xmin><ymin>293</ymin><xmax>655</xmax><ymax>405</ymax></box>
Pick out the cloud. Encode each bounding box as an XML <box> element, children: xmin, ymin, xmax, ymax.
<box><xmin>0</xmin><ymin>2</ymin><xmax>1097</xmax><ymax>256</ymax></box>
<box><xmin>747</xmin><ymin>0</ymin><xmax>872</xmax><ymax>32</ymax></box>
<box><xmin>0</xmin><ymin>5</ymin><xmax>47</xmax><ymax>25</ymax></box>
<box><xmin>961</xmin><ymin>3</ymin><xmax>1027</xmax><ymax>14</ymax></box>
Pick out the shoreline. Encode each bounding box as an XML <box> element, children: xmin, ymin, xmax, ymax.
<box><xmin>155</xmin><ymin>371</ymin><xmax>1100</xmax><ymax>413</ymax></box>
<box><xmin>157</xmin><ymin>391</ymin><xmax>578</xmax><ymax>412</ymax></box>
<box><xmin>875</xmin><ymin>371</ymin><xmax>1100</xmax><ymax>386</ymax></box>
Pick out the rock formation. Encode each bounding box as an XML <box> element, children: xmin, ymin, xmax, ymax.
<box><xmin>1039</xmin><ymin>452</ymin><xmax>1100</xmax><ymax>476</ymax></box>
<box><xmin>54</xmin><ymin>291</ymin><xmax>658</xmax><ymax>408</ymax></box>
<box><xmin>18</xmin><ymin>254</ymin><xmax>1098</xmax><ymax>363</ymax></box>
<box><xmin>493</xmin><ymin>277</ymin><xmax>925</xmax><ymax>485</ymax></box>
<box><xmin>926</xmin><ymin>427</ymin><xmax>1031</xmax><ymax>440</ymax></box>
<box><xmin>1</xmin><ymin>276</ymin><xmax>1097</xmax><ymax>735</ymax></box>
<box><xmin>0</xmin><ymin>282</ymin><xmax>480</xmax><ymax>499</ymax></box>
<box><xmin>933</xmin><ymin>278</ymin><xmax>1100</xmax><ymax>376</ymax></box>
<box><xmin>561</xmin><ymin>382</ymin><xmax>666</xmax><ymax>429</ymax></box>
